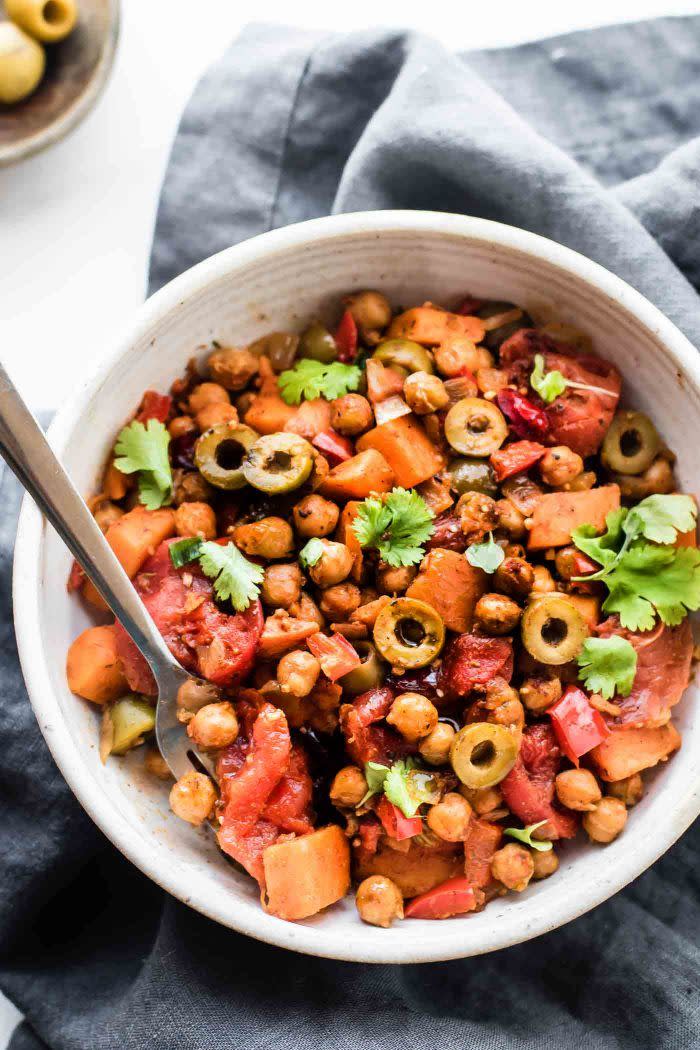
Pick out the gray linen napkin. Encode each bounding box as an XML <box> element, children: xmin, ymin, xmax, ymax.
<box><xmin>3</xmin><ymin>17</ymin><xmax>700</xmax><ymax>1050</ymax></box>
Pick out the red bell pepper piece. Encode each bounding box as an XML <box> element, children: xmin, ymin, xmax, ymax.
<box><xmin>405</xmin><ymin>876</ymin><xmax>479</xmax><ymax>919</ymax></box>
<box><xmin>307</xmin><ymin>632</ymin><xmax>361</xmax><ymax>681</ymax></box>
<box><xmin>335</xmin><ymin>308</ymin><xmax>358</xmax><ymax>362</ymax></box>
<box><xmin>376</xmin><ymin>796</ymin><xmax>422</xmax><ymax>841</ymax></box>
<box><xmin>497</xmin><ymin>388</ymin><xmax>549</xmax><ymax>442</ymax></box>
<box><xmin>136</xmin><ymin>390</ymin><xmax>172</xmax><ymax>424</ymax></box>
<box><xmin>312</xmin><ymin>428</ymin><xmax>354</xmax><ymax>465</ymax></box>
<box><xmin>490</xmin><ymin>440</ymin><xmax>546</xmax><ymax>482</ymax></box>
<box><xmin>549</xmin><ymin>685</ymin><xmax>610</xmax><ymax>766</ymax></box>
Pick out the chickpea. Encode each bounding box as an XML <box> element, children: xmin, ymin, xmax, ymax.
<box><xmin>356</xmin><ymin>875</ymin><xmax>404</xmax><ymax>928</ymax></box>
<box><xmin>330</xmin><ymin>765</ymin><xmax>368</xmax><ymax>807</ymax></box>
<box><xmin>343</xmin><ymin>290</ymin><xmax>392</xmax><ymax>345</ymax></box>
<box><xmin>234</xmin><ymin>517</ymin><xmax>294</xmax><ymax>559</ymax></box>
<box><xmin>173</xmin><ymin>470</ymin><xmax>214</xmax><ymax>505</ymax></box>
<box><xmin>491</xmin><ymin>843</ymin><xmax>534</xmax><ymax>892</ymax></box>
<box><xmin>616</xmin><ymin>456</ymin><xmax>674</xmax><ymax>500</ymax></box>
<box><xmin>484</xmin><ymin>680</ymin><xmax>525</xmax><ymax>732</ymax></box>
<box><xmin>174</xmin><ymin>501</ymin><xmax>217</xmax><ymax>540</ymax></box>
<box><xmin>169</xmin><ymin>771</ymin><xmax>217</xmax><ymax>826</ymax></box>
<box><xmin>330</xmin><ymin>393</ymin><xmax>373</xmax><ymax>436</ymax></box>
<box><xmin>277</xmin><ymin>649</ymin><xmax>320</xmax><ymax>697</ymax></box>
<box><xmin>565</xmin><ymin>470</ymin><xmax>597</xmax><ymax>492</ymax></box>
<box><xmin>289</xmin><ymin>591</ymin><xmax>326</xmax><ymax>629</ymax></box>
<box><xmin>169</xmin><ymin>415</ymin><xmax>198</xmax><ymax>439</ymax></box>
<box><xmin>459</xmin><ymin>785</ymin><xmax>503</xmax><ymax>816</ymax></box>
<box><xmin>457</xmin><ymin>491</ymin><xmax>499</xmax><ymax>543</ymax></box>
<box><xmin>519</xmin><ymin>674</ymin><xmax>562</xmax><ymax>714</ymax></box>
<box><xmin>293</xmin><ymin>494</ymin><xmax>340</xmax><ymax>538</ymax></box>
<box><xmin>418</xmin><ymin>722</ymin><xmax>456</xmax><ymax>765</ymax></box>
<box><xmin>144</xmin><ymin>747</ymin><xmax>172</xmax><ymax>780</ymax></box>
<box><xmin>583</xmin><ymin>797</ymin><xmax>628</xmax><ymax>843</ymax></box>
<box><xmin>434</xmin><ymin>335</ymin><xmax>492</xmax><ymax>377</ymax></box>
<box><xmin>427</xmin><ymin>792</ymin><xmax>472</xmax><ymax>842</ymax></box>
<box><xmin>532</xmin><ymin>849</ymin><xmax>559</xmax><ymax>880</ymax></box>
<box><xmin>94</xmin><ymin>500</ymin><xmax>124</xmax><ymax>533</ymax></box>
<box><xmin>474</xmin><ymin>593</ymin><xmax>521</xmax><ymax>635</ymax></box>
<box><xmin>555</xmin><ymin>769</ymin><xmax>602</xmax><ymax>812</ymax></box>
<box><xmin>208</xmin><ymin>346</ymin><xmax>259</xmax><ymax>391</ymax></box>
<box><xmin>539</xmin><ymin>446</ymin><xmax>584</xmax><ymax>488</ymax></box>
<box><xmin>261</xmin><ymin>563</ymin><xmax>302</xmax><ymax>609</ymax></box>
<box><xmin>196</xmin><ymin>402</ymin><xmax>239</xmax><ymax>432</ymax></box>
<box><xmin>554</xmin><ymin>546</ymin><xmax>580</xmax><ymax>581</ymax></box>
<box><xmin>187</xmin><ymin>702</ymin><xmax>239</xmax><ymax>750</ymax></box>
<box><xmin>403</xmin><ymin>372</ymin><xmax>449</xmax><ymax>415</ymax></box>
<box><xmin>308</xmin><ymin>540</ymin><xmax>354</xmax><ymax>587</ymax></box>
<box><xmin>188</xmin><ymin>381</ymin><xmax>230</xmax><ymax>415</ymax></box>
<box><xmin>531</xmin><ymin>565</ymin><xmax>556</xmax><ymax>594</ymax></box>
<box><xmin>608</xmin><ymin>774</ymin><xmax>644</xmax><ymax>807</ymax></box>
<box><xmin>495</xmin><ymin>498</ymin><xmax>526</xmax><ymax>539</ymax></box>
<box><xmin>386</xmin><ymin>692</ymin><xmax>438</xmax><ymax>742</ymax></box>
<box><xmin>494</xmin><ymin>556</ymin><xmax>534</xmax><ymax>599</ymax></box>
<box><xmin>377</xmin><ymin>564</ymin><xmax>417</xmax><ymax>596</ymax></box>
<box><xmin>319</xmin><ymin>582</ymin><xmax>361</xmax><ymax>620</ymax></box>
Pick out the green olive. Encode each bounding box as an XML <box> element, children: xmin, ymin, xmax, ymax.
<box><xmin>299</xmin><ymin>322</ymin><xmax>337</xmax><ymax>363</ymax></box>
<box><xmin>0</xmin><ymin>22</ymin><xmax>45</xmax><ymax>104</ymax></box>
<box><xmin>373</xmin><ymin>597</ymin><xmax>445</xmax><ymax>670</ymax></box>
<box><xmin>242</xmin><ymin>433</ymin><xmax>315</xmax><ymax>494</ymax></box>
<box><xmin>447</xmin><ymin>457</ymin><xmax>498</xmax><ymax>497</ymax></box>
<box><xmin>444</xmin><ymin>397</ymin><xmax>508</xmax><ymax>457</ymax></box>
<box><xmin>373</xmin><ymin>339</ymin><xmax>434</xmax><ymax>375</ymax></box>
<box><xmin>450</xmin><ymin>723</ymin><xmax>518</xmax><ymax>789</ymax></box>
<box><xmin>195</xmin><ymin>422</ymin><xmax>259</xmax><ymax>490</ymax></box>
<box><xmin>110</xmin><ymin>696</ymin><xmax>156</xmax><ymax>756</ymax></box>
<box><xmin>476</xmin><ymin>301</ymin><xmax>531</xmax><ymax>351</ymax></box>
<box><xmin>340</xmin><ymin>642</ymin><xmax>387</xmax><ymax>695</ymax></box>
<box><xmin>602</xmin><ymin>410</ymin><xmax>660</xmax><ymax>476</ymax></box>
<box><xmin>521</xmin><ymin>593</ymin><xmax>589</xmax><ymax>665</ymax></box>
<box><xmin>247</xmin><ymin>332</ymin><xmax>299</xmax><ymax>372</ymax></box>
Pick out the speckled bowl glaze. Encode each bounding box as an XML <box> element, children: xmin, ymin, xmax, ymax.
<box><xmin>13</xmin><ymin>212</ymin><xmax>700</xmax><ymax>963</ymax></box>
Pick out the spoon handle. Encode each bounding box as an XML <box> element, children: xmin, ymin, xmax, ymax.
<box><xmin>0</xmin><ymin>361</ymin><xmax>176</xmax><ymax>680</ymax></box>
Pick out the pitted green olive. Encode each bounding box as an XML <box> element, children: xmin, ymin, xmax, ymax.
<box><xmin>373</xmin><ymin>597</ymin><xmax>445</xmax><ymax>670</ymax></box>
<box><xmin>447</xmin><ymin>457</ymin><xmax>498</xmax><ymax>497</ymax></box>
<box><xmin>195</xmin><ymin>423</ymin><xmax>259</xmax><ymax>490</ymax></box>
<box><xmin>602</xmin><ymin>410</ymin><xmax>660</xmax><ymax>476</ymax></box>
<box><xmin>373</xmin><ymin>339</ymin><xmax>434</xmax><ymax>375</ymax></box>
<box><xmin>521</xmin><ymin>593</ymin><xmax>589</xmax><ymax>665</ymax></box>
<box><xmin>450</xmin><ymin>723</ymin><xmax>518</xmax><ymax>789</ymax></box>
<box><xmin>299</xmin><ymin>322</ymin><xmax>337</xmax><ymax>363</ymax></box>
<box><xmin>247</xmin><ymin>332</ymin><xmax>299</xmax><ymax>372</ymax></box>
<box><xmin>444</xmin><ymin>397</ymin><xmax>508</xmax><ymax>457</ymax></box>
<box><xmin>109</xmin><ymin>696</ymin><xmax>156</xmax><ymax>755</ymax></box>
<box><xmin>242</xmin><ymin>433</ymin><xmax>315</xmax><ymax>494</ymax></box>
<box><xmin>340</xmin><ymin>642</ymin><xmax>387</xmax><ymax>695</ymax></box>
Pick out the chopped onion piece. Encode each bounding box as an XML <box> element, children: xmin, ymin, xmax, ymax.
<box><xmin>374</xmin><ymin>395</ymin><xmax>412</xmax><ymax>426</ymax></box>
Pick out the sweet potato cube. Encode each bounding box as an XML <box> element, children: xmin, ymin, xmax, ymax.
<box><xmin>527</xmin><ymin>485</ymin><xmax>620</xmax><ymax>550</ymax></box>
<box><xmin>590</xmin><ymin>723</ymin><xmax>681</xmax><ymax>782</ymax></box>
<box><xmin>263</xmin><ymin>825</ymin><xmax>350</xmax><ymax>920</ymax></box>
<box><xmin>406</xmin><ymin>548</ymin><xmax>486</xmax><ymax>632</ymax></box>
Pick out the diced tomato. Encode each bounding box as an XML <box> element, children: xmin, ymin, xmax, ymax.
<box><xmin>549</xmin><ymin>685</ymin><xmax>610</xmax><ymax>765</ymax></box>
<box><xmin>376</xmin><ymin>797</ymin><xmax>422</xmax><ymax>841</ymax></box>
<box><xmin>307</xmin><ymin>632</ymin><xmax>361</xmax><ymax>681</ymax></box>
<box><xmin>439</xmin><ymin>633</ymin><xmax>513</xmax><ymax>699</ymax></box>
<box><xmin>405</xmin><ymin>876</ymin><xmax>478</xmax><ymax>919</ymax></box>
<box><xmin>463</xmin><ymin>818</ymin><xmax>502</xmax><ymax>892</ymax></box>
<box><xmin>500</xmin><ymin>723</ymin><xmax>578</xmax><ymax>839</ymax></box>
<box><xmin>312</xmin><ymin>428</ymin><xmax>354</xmax><ymax>465</ymax></box>
<box><xmin>490</xmin><ymin>440</ymin><xmax>546</xmax><ymax>482</ymax></box>
<box><xmin>356</xmin><ymin>816</ymin><xmax>382</xmax><ymax>859</ymax></box>
<box><xmin>335</xmin><ymin>308</ymin><xmax>358</xmax><ymax>362</ymax></box>
<box><xmin>425</xmin><ymin>512</ymin><xmax>468</xmax><ymax>553</ymax></box>
<box><xmin>339</xmin><ymin>686</ymin><xmax>413</xmax><ymax>766</ymax></box>
<box><xmin>136</xmin><ymin>390</ymin><xmax>172</xmax><ymax>424</ymax></box>
<box><xmin>497</xmin><ymin>388</ymin><xmax>549</xmax><ymax>442</ymax></box>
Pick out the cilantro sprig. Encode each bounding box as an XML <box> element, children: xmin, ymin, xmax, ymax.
<box><xmin>114</xmin><ymin>419</ymin><xmax>173</xmax><ymax>510</ymax></box>
<box><xmin>299</xmin><ymin>537</ymin><xmax>325</xmax><ymax>569</ymax></box>
<box><xmin>504</xmin><ymin>820</ymin><xmax>553</xmax><ymax>852</ymax></box>
<box><xmin>530</xmin><ymin>353</ymin><xmax>619</xmax><ymax>405</ymax></box>
<box><xmin>278</xmin><ymin>359</ymin><xmax>361</xmax><ymax>404</ymax></box>
<box><xmin>577</xmin><ymin>636</ymin><xmax>637</xmax><ymax>699</ymax></box>
<box><xmin>352</xmin><ymin>488</ymin><xmax>434</xmax><ymax>568</ymax></box>
<box><xmin>466</xmin><ymin>532</ymin><xmax>505</xmax><ymax>574</ymax></box>
<box><xmin>360</xmin><ymin>758</ymin><xmax>440</xmax><ymax>817</ymax></box>
<box><xmin>168</xmin><ymin>538</ymin><xmax>263</xmax><ymax>612</ymax></box>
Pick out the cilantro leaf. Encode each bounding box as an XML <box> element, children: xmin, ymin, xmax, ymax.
<box><xmin>530</xmin><ymin>354</ymin><xmax>567</xmax><ymax>404</ymax></box>
<box><xmin>602</xmin><ymin>542</ymin><xmax>700</xmax><ymax>631</ymax></box>
<box><xmin>384</xmin><ymin>759</ymin><xmax>439</xmax><ymax>817</ymax></box>
<box><xmin>577</xmin><ymin>636</ymin><xmax>638</xmax><ymax>699</ymax></box>
<box><xmin>113</xmin><ymin>419</ymin><xmax>173</xmax><ymax>510</ymax></box>
<box><xmin>352</xmin><ymin>488</ymin><xmax>434</xmax><ymax>568</ymax></box>
<box><xmin>572</xmin><ymin>508</ymin><xmax>628</xmax><ymax>575</ymax></box>
<box><xmin>466</xmin><ymin>532</ymin><xmax>505</xmax><ymax>574</ymax></box>
<box><xmin>197</xmin><ymin>541</ymin><xmax>264</xmax><ymax>611</ymax></box>
<box><xmin>624</xmin><ymin>494</ymin><xmax>697</xmax><ymax>546</ymax></box>
<box><xmin>299</xmin><ymin>537</ymin><xmax>325</xmax><ymax>569</ymax></box>
<box><xmin>278</xmin><ymin>359</ymin><xmax>362</xmax><ymax>404</ymax></box>
<box><xmin>169</xmin><ymin>537</ymin><xmax>204</xmax><ymax>569</ymax></box>
<box><xmin>504</xmin><ymin>820</ymin><xmax>552</xmax><ymax>852</ymax></box>
<box><xmin>358</xmin><ymin>761</ymin><xmax>390</xmax><ymax>806</ymax></box>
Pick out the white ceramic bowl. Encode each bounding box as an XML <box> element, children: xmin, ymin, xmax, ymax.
<box><xmin>13</xmin><ymin>211</ymin><xmax>700</xmax><ymax>964</ymax></box>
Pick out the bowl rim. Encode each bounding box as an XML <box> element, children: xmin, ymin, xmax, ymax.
<box><xmin>13</xmin><ymin>209</ymin><xmax>700</xmax><ymax>963</ymax></box>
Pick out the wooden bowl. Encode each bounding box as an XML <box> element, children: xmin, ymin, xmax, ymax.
<box><xmin>0</xmin><ymin>0</ymin><xmax>119</xmax><ymax>165</ymax></box>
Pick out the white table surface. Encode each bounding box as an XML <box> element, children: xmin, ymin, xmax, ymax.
<box><xmin>1</xmin><ymin>0</ymin><xmax>698</xmax><ymax>1043</ymax></box>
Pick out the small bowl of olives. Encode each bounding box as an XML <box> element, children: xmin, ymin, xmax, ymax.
<box><xmin>0</xmin><ymin>0</ymin><xmax>119</xmax><ymax>166</ymax></box>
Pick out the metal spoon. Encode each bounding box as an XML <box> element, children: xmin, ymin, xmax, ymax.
<box><xmin>0</xmin><ymin>361</ymin><xmax>215</xmax><ymax>780</ymax></box>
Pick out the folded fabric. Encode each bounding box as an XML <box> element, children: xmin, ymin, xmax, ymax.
<box><xmin>3</xmin><ymin>17</ymin><xmax>700</xmax><ymax>1050</ymax></box>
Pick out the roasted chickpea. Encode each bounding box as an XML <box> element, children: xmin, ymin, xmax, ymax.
<box><xmin>608</xmin><ymin>774</ymin><xmax>644</xmax><ymax>807</ymax></box>
<box><xmin>539</xmin><ymin>446</ymin><xmax>584</xmax><ymax>488</ymax></box>
<box><xmin>319</xmin><ymin>582</ymin><xmax>362</xmax><ymax>620</ymax></box>
<box><xmin>343</xmin><ymin>290</ymin><xmax>392</xmax><ymax>344</ymax></box>
<box><xmin>187</xmin><ymin>702</ymin><xmax>239</xmax><ymax>750</ymax></box>
<box><xmin>519</xmin><ymin>674</ymin><xmax>562</xmax><ymax>714</ymax></box>
<box><xmin>94</xmin><ymin>500</ymin><xmax>124</xmax><ymax>533</ymax></box>
<box><xmin>308</xmin><ymin>540</ymin><xmax>354</xmax><ymax>587</ymax></box>
<box><xmin>554</xmin><ymin>546</ymin><xmax>580</xmax><ymax>581</ymax></box>
<box><xmin>289</xmin><ymin>591</ymin><xmax>326</xmax><ymax>629</ymax></box>
<box><xmin>494</xmin><ymin>556</ymin><xmax>534</xmax><ymax>599</ymax></box>
<box><xmin>531</xmin><ymin>565</ymin><xmax>556</xmax><ymax>594</ymax></box>
<box><xmin>495</xmin><ymin>498</ymin><xmax>526</xmax><ymax>539</ymax></box>
<box><xmin>330</xmin><ymin>393</ymin><xmax>373</xmax><ymax>435</ymax></box>
<box><xmin>387</xmin><ymin>692</ymin><xmax>438</xmax><ymax>742</ymax></box>
<box><xmin>169</xmin><ymin>415</ymin><xmax>198</xmax><ymax>439</ymax></box>
<box><xmin>457</xmin><ymin>491</ymin><xmax>499</xmax><ymax>544</ymax></box>
<box><xmin>277</xmin><ymin>649</ymin><xmax>320</xmax><ymax>697</ymax></box>
<box><xmin>427</xmin><ymin>792</ymin><xmax>472</xmax><ymax>842</ymax></box>
<box><xmin>196</xmin><ymin>402</ymin><xmax>239</xmax><ymax>432</ymax></box>
<box><xmin>418</xmin><ymin>722</ymin><xmax>456</xmax><ymax>766</ymax></box>
<box><xmin>144</xmin><ymin>747</ymin><xmax>172</xmax><ymax>780</ymax></box>
<box><xmin>435</xmin><ymin>336</ymin><xmax>492</xmax><ymax>377</ymax></box>
<box><xmin>169</xmin><ymin>771</ymin><xmax>217</xmax><ymax>826</ymax></box>
<box><xmin>261</xmin><ymin>563</ymin><xmax>303</xmax><ymax>609</ymax></box>
<box><xmin>565</xmin><ymin>470</ymin><xmax>597</xmax><ymax>492</ymax></box>
<box><xmin>484</xmin><ymin>680</ymin><xmax>525</xmax><ymax>732</ymax></box>
<box><xmin>532</xmin><ymin>849</ymin><xmax>559</xmax><ymax>880</ymax></box>
<box><xmin>555</xmin><ymin>769</ymin><xmax>602</xmax><ymax>811</ymax></box>
<box><xmin>234</xmin><ymin>517</ymin><xmax>294</xmax><ymax>559</ymax></box>
<box><xmin>459</xmin><ymin>785</ymin><xmax>503</xmax><ymax>816</ymax></box>
<box><xmin>491</xmin><ymin>843</ymin><xmax>534</xmax><ymax>892</ymax></box>
<box><xmin>403</xmin><ymin>372</ymin><xmax>449</xmax><ymax>415</ymax></box>
<box><xmin>330</xmin><ymin>765</ymin><xmax>368</xmax><ymax>807</ymax></box>
<box><xmin>356</xmin><ymin>875</ymin><xmax>404</xmax><ymax>928</ymax></box>
<box><xmin>474</xmin><ymin>593</ymin><xmax>521</xmax><ymax>635</ymax></box>
<box><xmin>174</xmin><ymin>501</ymin><xmax>217</xmax><ymax>540</ymax></box>
<box><xmin>208</xmin><ymin>347</ymin><xmax>259</xmax><ymax>391</ymax></box>
<box><xmin>293</xmin><ymin>493</ymin><xmax>340</xmax><ymax>538</ymax></box>
<box><xmin>173</xmin><ymin>470</ymin><xmax>215</xmax><ymax>505</ymax></box>
<box><xmin>377</xmin><ymin>564</ymin><xmax>417</xmax><ymax>596</ymax></box>
<box><xmin>188</xmin><ymin>382</ymin><xmax>230</xmax><ymax>415</ymax></box>
<box><xmin>583</xmin><ymin>797</ymin><xmax>628</xmax><ymax>843</ymax></box>
<box><xmin>615</xmin><ymin>456</ymin><xmax>675</xmax><ymax>500</ymax></box>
